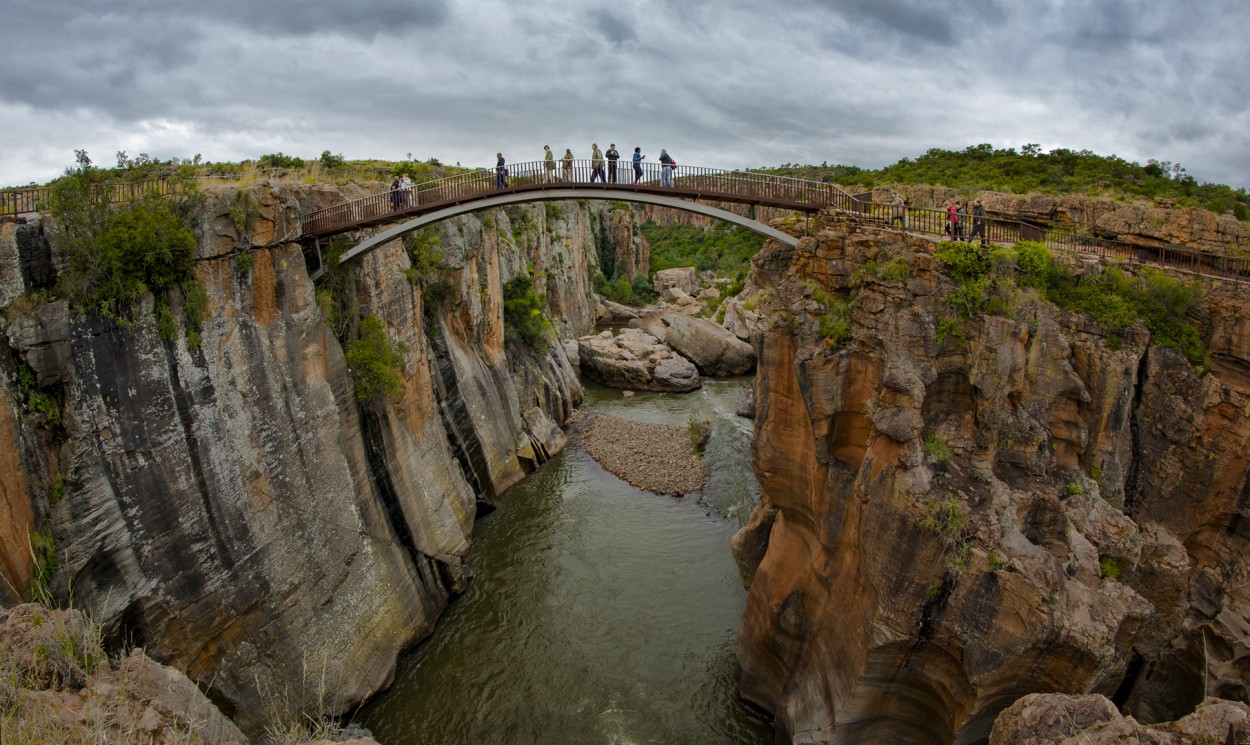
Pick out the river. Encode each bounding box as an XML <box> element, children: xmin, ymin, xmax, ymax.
<box><xmin>358</xmin><ymin>377</ymin><xmax>774</xmax><ymax>744</ymax></box>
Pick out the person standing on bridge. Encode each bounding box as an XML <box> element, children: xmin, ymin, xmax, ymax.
<box><xmin>563</xmin><ymin>148</ymin><xmax>574</xmax><ymax>182</ymax></box>
<box><xmin>659</xmin><ymin>149</ymin><xmax>675</xmax><ymax>187</ymax></box>
<box><xmin>891</xmin><ymin>192</ymin><xmax>907</xmax><ymax>229</ymax></box>
<box><xmin>632</xmin><ymin>147</ymin><xmax>645</xmax><ymax>184</ymax></box>
<box><xmin>606</xmin><ymin>144</ymin><xmax>620</xmax><ymax>183</ymax></box>
<box><xmin>968</xmin><ymin>199</ymin><xmax>988</xmax><ymax>247</ymax></box>
<box><xmin>544</xmin><ymin>145</ymin><xmax>555</xmax><ymax>183</ymax></box>
<box><xmin>945</xmin><ymin>201</ymin><xmax>959</xmax><ymax>239</ymax></box>
<box><xmin>400</xmin><ymin>174</ymin><xmax>414</xmax><ymax>207</ymax></box>
<box><xmin>390</xmin><ymin>176</ymin><xmax>402</xmax><ymax>210</ymax></box>
<box><xmin>496</xmin><ymin>153</ymin><xmax>508</xmax><ymax>189</ymax></box>
<box><xmin>590</xmin><ymin>144</ymin><xmax>606</xmax><ymax>183</ymax></box>
<box><xmin>956</xmin><ymin>201</ymin><xmax>968</xmax><ymax>242</ymax></box>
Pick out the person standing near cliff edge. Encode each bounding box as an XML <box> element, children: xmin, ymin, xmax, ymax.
<box><xmin>543</xmin><ymin>145</ymin><xmax>555</xmax><ymax>183</ymax></box>
<box><xmin>563</xmin><ymin>148</ymin><xmax>574</xmax><ymax>181</ymax></box>
<box><xmin>633</xmin><ymin>147</ymin><xmax>645</xmax><ymax>184</ymax></box>
<box><xmin>496</xmin><ymin>153</ymin><xmax>508</xmax><ymax>189</ymax></box>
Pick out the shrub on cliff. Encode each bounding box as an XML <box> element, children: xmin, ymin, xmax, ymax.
<box><xmin>502</xmin><ymin>275</ymin><xmax>554</xmax><ymax>352</ymax></box>
<box><xmin>344</xmin><ymin>316</ymin><xmax>406</xmax><ymax>405</ymax></box>
<box><xmin>50</xmin><ymin>151</ymin><xmax>206</xmax><ymax>346</ymax></box>
<box><xmin>934</xmin><ymin>240</ymin><xmax>1206</xmax><ymax>367</ymax></box>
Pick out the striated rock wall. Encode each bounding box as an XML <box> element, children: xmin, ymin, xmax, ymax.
<box><xmin>733</xmin><ymin>213</ymin><xmax>1250</xmax><ymax>743</ymax></box>
<box><xmin>0</xmin><ymin>179</ymin><xmax>623</xmax><ymax>733</ymax></box>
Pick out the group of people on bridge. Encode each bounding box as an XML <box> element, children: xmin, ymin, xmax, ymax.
<box><xmin>890</xmin><ymin>192</ymin><xmax>988</xmax><ymax>247</ymax></box>
<box><xmin>494</xmin><ymin>145</ymin><xmax>679</xmax><ymax>189</ymax></box>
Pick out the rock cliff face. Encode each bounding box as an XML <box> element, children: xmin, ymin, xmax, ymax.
<box><xmin>733</xmin><ymin>214</ymin><xmax>1250</xmax><ymax>743</ymax></box>
<box><xmin>0</xmin><ymin>181</ymin><xmax>632</xmax><ymax>732</ymax></box>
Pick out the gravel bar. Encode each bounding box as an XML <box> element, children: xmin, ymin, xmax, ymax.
<box><xmin>580</xmin><ymin>414</ymin><xmax>705</xmax><ymax>495</ymax></box>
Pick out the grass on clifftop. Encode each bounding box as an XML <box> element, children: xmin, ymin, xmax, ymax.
<box><xmin>934</xmin><ymin>240</ymin><xmax>1207</xmax><ymax>367</ymax></box>
<box><xmin>758</xmin><ymin>144</ymin><xmax>1250</xmax><ymax>220</ymax></box>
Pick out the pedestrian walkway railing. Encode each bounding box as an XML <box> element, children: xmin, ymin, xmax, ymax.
<box><xmin>847</xmin><ymin>199</ymin><xmax>1250</xmax><ymax>280</ymax></box>
<box><xmin>301</xmin><ymin>159</ymin><xmax>850</xmax><ymax>236</ymax></box>
<box><xmin>0</xmin><ymin>179</ymin><xmax>184</xmax><ymax>218</ymax></box>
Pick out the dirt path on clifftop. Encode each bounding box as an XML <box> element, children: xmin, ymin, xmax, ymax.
<box><xmin>579</xmin><ymin>414</ymin><xmax>705</xmax><ymax>495</ymax></box>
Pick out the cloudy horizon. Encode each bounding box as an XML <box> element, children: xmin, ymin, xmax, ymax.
<box><xmin>3</xmin><ymin>0</ymin><xmax>1247</xmax><ymax>189</ymax></box>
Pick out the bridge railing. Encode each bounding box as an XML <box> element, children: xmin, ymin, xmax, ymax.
<box><xmin>850</xmin><ymin>198</ymin><xmax>1250</xmax><ymax>280</ymax></box>
<box><xmin>301</xmin><ymin>160</ymin><xmax>856</xmax><ymax>235</ymax></box>
<box><xmin>0</xmin><ymin>178</ymin><xmax>185</xmax><ymax>218</ymax></box>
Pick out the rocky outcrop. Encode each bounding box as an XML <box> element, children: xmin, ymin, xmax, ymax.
<box><xmin>653</xmin><ymin>266</ymin><xmax>698</xmax><ymax>296</ymax></box>
<box><xmin>627</xmin><ymin>312</ymin><xmax>755</xmax><ymax>376</ymax></box>
<box><xmin>656</xmin><ymin>313</ymin><xmax>755</xmax><ymax>376</ymax></box>
<box><xmin>1</xmin><ymin>603</ymin><xmax>247</xmax><ymax>744</ymax></box>
<box><xmin>733</xmin><ymin>213</ymin><xmax>1250</xmax><ymax>743</ymax></box>
<box><xmin>578</xmin><ymin>328</ymin><xmax>700</xmax><ymax>392</ymax></box>
<box><xmin>1092</xmin><ymin>204</ymin><xmax>1250</xmax><ymax>254</ymax></box>
<box><xmin>990</xmin><ymin>694</ymin><xmax>1250</xmax><ymax>745</ymax></box>
<box><xmin>0</xmin><ymin>180</ymin><xmax>618</xmax><ymax>734</ymax></box>
<box><xmin>599</xmin><ymin>205</ymin><xmax>649</xmax><ymax>281</ymax></box>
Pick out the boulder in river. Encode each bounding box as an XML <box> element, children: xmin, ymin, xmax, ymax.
<box><xmin>656</xmin><ymin>313</ymin><xmax>756</xmax><ymax>377</ymax></box>
<box><xmin>577</xmin><ymin>328</ymin><xmax>700</xmax><ymax>392</ymax></box>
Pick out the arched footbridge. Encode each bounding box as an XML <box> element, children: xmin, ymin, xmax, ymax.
<box><xmin>300</xmin><ymin>160</ymin><xmax>1250</xmax><ymax>282</ymax></box>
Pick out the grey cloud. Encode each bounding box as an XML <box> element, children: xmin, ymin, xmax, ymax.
<box><xmin>589</xmin><ymin>9</ymin><xmax>638</xmax><ymax>46</ymax></box>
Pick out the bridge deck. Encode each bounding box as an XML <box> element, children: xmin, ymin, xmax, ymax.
<box><xmin>301</xmin><ymin>159</ymin><xmax>838</xmax><ymax>238</ymax></box>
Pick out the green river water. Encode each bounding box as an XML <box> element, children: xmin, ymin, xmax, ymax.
<box><xmin>358</xmin><ymin>377</ymin><xmax>774</xmax><ymax>744</ymax></box>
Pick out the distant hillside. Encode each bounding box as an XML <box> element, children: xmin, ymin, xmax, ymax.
<box><xmin>758</xmin><ymin>145</ymin><xmax>1249</xmax><ymax>222</ymax></box>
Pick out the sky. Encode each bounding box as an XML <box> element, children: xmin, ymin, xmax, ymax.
<box><xmin>2</xmin><ymin>0</ymin><xmax>1247</xmax><ymax>189</ymax></box>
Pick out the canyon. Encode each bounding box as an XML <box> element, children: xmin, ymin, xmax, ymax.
<box><xmin>2</xmin><ymin>179</ymin><xmax>1249</xmax><ymax>743</ymax></box>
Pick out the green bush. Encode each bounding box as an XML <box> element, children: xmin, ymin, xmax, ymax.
<box><xmin>688</xmin><ymin>414</ymin><xmax>711</xmax><ymax>456</ymax></box>
<box><xmin>344</xmin><ymin>316</ymin><xmax>405</xmax><ymax>405</ymax></box>
<box><xmin>50</xmin><ymin>157</ymin><xmax>205</xmax><ymax>345</ymax></box>
<box><xmin>257</xmin><ymin>152</ymin><xmax>305</xmax><ymax>170</ymax></box>
<box><xmin>642</xmin><ymin>221</ymin><xmax>766</xmax><ymax>275</ymax></box>
<box><xmin>502</xmin><ymin>275</ymin><xmax>554</xmax><ymax>351</ymax></box>
<box><xmin>630</xmin><ymin>275</ymin><xmax>657</xmax><ymax>303</ymax></box>
<box><xmin>924</xmin><ymin>434</ymin><xmax>953</xmax><ymax>463</ymax></box>
<box><xmin>17</xmin><ymin>365</ymin><xmax>59</xmax><ymax>425</ymax></box>
<box><xmin>319</xmin><ymin>150</ymin><xmax>346</xmax><ymax>170</ymax></box>
<box><xmin>920</xmin><ymin>496</ymin><xmax>968</xmax><ymax>552</ymax></box>
<box><xmin>1099</xmin><ymin>556</ymin><xmax>1121</xmax><ymax>580</ymax></box>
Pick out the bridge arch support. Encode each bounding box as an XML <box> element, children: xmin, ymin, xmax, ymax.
<box><xmin>314</xmin><ymin>189</ymin><xmax>799</xmax><ymax>278</ymax></box>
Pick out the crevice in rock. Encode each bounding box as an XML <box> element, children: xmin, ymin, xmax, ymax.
<box><xmin>1110</xmin><ymin>650</ymin><xmax>1144</xmax><ymax>708</ymax></box>
<box><xmin>916</xmin><ymin>575</ymin><xmax>954</xmax><ymax>643</ymax></box>
<box><xmin>164</xmin><ymin>341</ymin><xmax>234</xmax><ymax>571</ymax></box>
<box><xmin>1124</xmin><ymin>348</ymin><xmax>1150</xmax><ymax>514</ymax></box>
<box><xmin>425</xmin><ymin>314</ymin><xmax>496</xmax><ymax>513</ymax></box>
<box><xmin>359</xmin><ymin>407</ymin><xmax>421</xmax><ymax>561</ymax></box>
